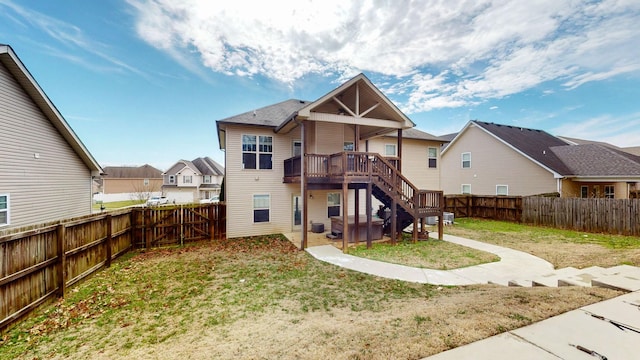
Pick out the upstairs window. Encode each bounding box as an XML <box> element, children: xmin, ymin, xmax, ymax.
<box><xmin>496</xmin><ymin>185</ymin><xmax>508</xmax><ymax>196</ymax></box>
<box><xmin>203</xmin><ymin>175</ymin><xmax>212</xmax><ymax>184</ymax></box>
<box><xmin>243</xmin><ymin>135</ymin><xmax>273</xmax><ymax>169</ymax></box>
<box><xmin>461</xmin><ymin>152</ymin><xmax>471</xmax><ymax>169</ymax></box>
<box><xmin>183</xmin><ymin>175</ymin><xmax>193</xmax><ymax>184</ymax></box>
<box><xmin>428</xmin><ymin>147</ymin><xmax>437</xmax><ymax>168</ymax></box>
<box><xmin>461</xmin><ymin>184</ymin><xmax>471</xmax><ymax>195</ymax></box>
<box><xmin>168</xmin><ymin>175</ymin><xmax>176</xmax><ymax>184</ymax></box>
<box><xmin>0</xmin><ymin>194</ymin><xmax>9</xmax><ymax>226</ymax></box>
<box><xmin>144</xmin><ymin>178</ymin><xmax>149</xmax><ymax>186</ymax></box>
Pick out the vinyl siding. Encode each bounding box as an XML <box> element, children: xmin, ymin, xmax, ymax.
<box><xmin>225</xmin><ymin>124</ymin><xmax>301</xmax><ymax>238</ymax></box>
<box><xmin>0</xmin><ymin>62</ymin><xmax>92</xmax><ymax>228</ymax></box>
<box><xmin>368</xmin><ymin>137</ymin><xmax>442</xmax><ymax>190</ymax></box>
<box><xmin>103</xmin><ymin>178</ymin><xmax>163</xmax><ymax>194</ymax></box>
<box><xmin>441</xmin><ymin>124</ymin><xmax>557</xmax><ymax>196</ymax></box>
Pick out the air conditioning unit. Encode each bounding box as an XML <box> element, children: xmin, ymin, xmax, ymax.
<box><xmin>426</xmin><ymin>212</ymin><xmax>454</xmax><ymax>225</ymax></box>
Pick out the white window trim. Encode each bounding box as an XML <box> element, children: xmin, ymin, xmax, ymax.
<box><xmin>0</xmin><ymin>194</ymin><xmax>10</xmax><ymax>227</ymax></box>
<box><xmin>461</xmin><ymin>184</ymin><xmax>471</xmax><ymax>195</ymax></box>
<box><xmin>496</xmin><ymin>185</ymin><xmax>509</xmax><ymax>196</ymax></box>
<box><xmin>203</xmin><ymin>175</ymin><xmax>212</xmax><ymax>184</ymax></box>
<box><xmin>253</xmin><ymin>193</ymin><xmax>271</xmax><ymax>223</ymax></box>
<box><xmin>168</xmin><ymin>175</ymin><xmax>176</xmax><ymax>184</ymax></box>
<box><xmin>428</xmin><ymin>147</ymin><xmax>437</xmax><ymax>169</ymax></box>
<box><xmin>144</xmin><ymin>178</ymin><xmax>149</xmax><ymax>186</ymax></box>
<box><xmin>461</xmin><ymin>152</ymin><xmax>471</xmax><ymax>169</ymax></box>
<box><xmin>327</xmin><ymin>192</ymin><xmax>342</xmax><ymax>218</ymax></box>
<box><xmin>293</xmin><ymin>140</ymin><xmax>302</xmax><ymax>157</ymax></box>
<box><xmin>384</xmin><ymin>144</ymin><xmax>397</xmax><ymax>157</ymax></box>
<box><xmin>183</xmin><ymin>175</ymin><xmax>193</xmax><ymax>184</ymax></box>
<box><xmin>242</xmin><ymin>134</ymin><xmax>273</xmax><ymax>170</ymax></box>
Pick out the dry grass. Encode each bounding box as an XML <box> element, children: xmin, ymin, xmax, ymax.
<box><xmin>0</xmin><ymin>225</ymin><xmax>632</xmax><ymax>360</ymax></box>
<box><xmin>445</xmin><ymin>218</ymin><xmax>640</xmax><ymax>269</ymax></box>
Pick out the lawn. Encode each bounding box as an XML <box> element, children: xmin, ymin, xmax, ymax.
<box><xmin>0</xmin><ymin>222</ymin><xmax>633</xmax><ymax>359</ymax></box>
<box><xmin>445</xmin><ymin>218</ymin><xmax>640</xmax><ymax>268</ymax></box>
<box><xmin>350</xmin><ymin>235</ymin><xmax>500</xmax><ymax>269</ymax></box>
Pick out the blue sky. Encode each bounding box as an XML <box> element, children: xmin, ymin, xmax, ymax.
<box><xmin>1</xmin><ymin>0</ymin><xmax>639</xmax><ymax>171</ymax></box>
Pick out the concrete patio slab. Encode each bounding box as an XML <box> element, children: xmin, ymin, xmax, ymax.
<box><xmin>424</xmin><ymin>291</ymin><xmax>640</xmax><ymax>359</ymax></box>
<box><xmin>424</xmin><ymin>332</ymin><xmax>559</xmax><ymax>360</ymax></box>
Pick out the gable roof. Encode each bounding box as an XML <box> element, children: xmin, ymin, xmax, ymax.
<box><xmin>557</xmin><ymin>136</ymin><xmax>620</xmax><ymax>150</ymax></box>
<box><xmin>444</xmin><ymin>120</ymin><xmax>572</xmax><ymax>176</ymax></box>
<box><xmin>164</xmin><ymin>157</ymin><xmax>224</xmax><ymax>176</ymax></box>
<box><xmin>0</xmin><ymin>44</ymin><xmax>102</xmax><ymax>175</ymax></box>
<box><xmin>550</xmin><ymin>144</ymin><xmax>640</xmax><ymax>177</ymax></box>
<box><xmin>216</xmin><ymin>99</ymin><xmax>309</xmax><ymax>150</ymax></box>
<box><xmin>102</xmin><ymin>164</ymin><xmax>163</xmax><ymax>178</ymax></box>
<box><xmin>290</xmin><ymin>73</ymin><xmax>415</xmax><ymax>136</ymax></box>
<box><xmin>191</xmin><ymin>157</ymin><xmax>224</xmax><ymax>176</ymax></box>
<box><xmin>621</xmin><ymin>146</ymin><xmax>640</xmax><ymax>156</ymax></box>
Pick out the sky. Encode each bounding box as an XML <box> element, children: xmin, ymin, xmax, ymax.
<box><xmin>1</xmin><ymin>0</ymin><xmax>639</xmax><ymax>171</ymax></box>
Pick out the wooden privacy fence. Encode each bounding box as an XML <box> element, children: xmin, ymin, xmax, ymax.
<box><xmin>444</xmin><ymin>195</ymin><xmax>523</xmax><ymax>222</ymax></box>
<box><xmin>0</xmin><ymin>204</ymin><xmax>226</xmax><ymax>332</ymax></box>
<box><xmin>445</xmin><ymin>195</ymin><xmax>640</xmax><ymax>236</ymax></box>
<box><xmin>522</xmin><ymin>197</ymin><xmax>640</xmax><ymax>236</ymax></box>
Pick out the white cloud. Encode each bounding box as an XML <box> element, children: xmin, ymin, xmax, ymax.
<box><xmin>127</xmin><ymin>0</ymin><xmax>640</xmax><ymax>112</ymax></box>
<box><xmin>551</xmin><ymin>113</ymin><xmax>640</xmax><ymax>147</ymax></box>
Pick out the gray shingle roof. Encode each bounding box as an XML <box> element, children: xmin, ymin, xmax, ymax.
<box><xmin>550</xmin><ymin>144</ymin><xmax>640</xmax><ymax>176</ymax></box>
<box><xmin>473</xmin><ymin>121</ymin><xmax>573</xmax><ymax>175</ymax></box>
<box><xmin>102</xmin><ymin>164</ymin><xmax>163</xmax><ymax>178</ymax></box>
<box><xmin>217</xmin><ymin>99</ymin><xmax>310</xmax><ymax>127</ymax></box>
<box><xmin>192</xmin><ymin>157</ymin><xmax>224</xmax><ymax>176</ymax></box>
<box><xmin>382</xmin><ymin>128</ymin><xmax>448</xmax><ymax>142</ymax></box>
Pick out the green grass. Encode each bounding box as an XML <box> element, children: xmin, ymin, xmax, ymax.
<box><xmin>350</xmin><ymin>235</ymin><xmax>499</xmax><ymax>269</ymax></box>
<box><xmin>0</xmin><ymin>235</ymin><xmax>442</xmax><ymax>359</ymax></box>
<box><xmin>451</xmin><ymin>218</ymin><xmax>640</xmax><ymax>249</ymax></box>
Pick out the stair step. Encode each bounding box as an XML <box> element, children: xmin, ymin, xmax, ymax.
<box><xmin>592</xmin><ymin>274</ymin><xmax>640</xmax><ymax>292</ymax></box>
<box><xmin>558</xmin><ymin>266</ymin><xmax>607</xmax><ymax>287</ymax></box>
<box><xmin>531</xmin><ymin>267</ymin><xmax>580</xmax><ymax>287</ymax></box>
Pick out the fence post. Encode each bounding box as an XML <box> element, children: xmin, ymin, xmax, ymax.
<box><xmin>56</xmin><ymin>224</ymin><xmax>66</xmax><ymax>298</ymax></box>
<box><xmin>106</xmin><ymin>214</ymin><xmax>112</xmax><ymax>267</ymax></box>
<box><xmin>209</xmin><ymin>204</ymin><xmax>215</xmax><ymax>240</ymax></box>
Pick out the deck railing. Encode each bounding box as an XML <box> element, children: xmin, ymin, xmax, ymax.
<box><xmin>283</xmin><ymin>152</ymin><xmax>442</xmax><ymax>216</ymax></box>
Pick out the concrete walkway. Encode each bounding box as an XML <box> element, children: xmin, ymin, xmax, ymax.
<box><xmin>306</xmin><ymin>233</ymin><xmax>640</xmax><ymax>359</ymax></box>
<box><xmin>305</xmin><ymin>233</ymin><xmax>555</xmax><ymax>285</ymax></box>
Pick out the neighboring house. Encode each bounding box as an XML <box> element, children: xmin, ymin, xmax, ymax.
<box><xmin>368</xmin><ymin>128</ymin><xmax>448</xmax><ymax>190</ymax></box>
<box><xmin>95</xmin><ymin>164</ymin><xmax>163</xmax><ymax>203</ymax></box>
<box><xmin>441</xmin><ymin>120</ymin><xmax>640</xmax><ymax>198</ymax></box>
<box><xmin>0</xmin><ymin>45</ymin><xmax>102</xmax><ymax>230</ymax></box>
<box><xmin>216</xmin><ymin>73</ymin><xmax>443</xmax><ymax>245</ymax></box>
<box><xmin>162</xmin><ymin>157</ymin><xmax>224</xmax><ymax>203</ymax></box>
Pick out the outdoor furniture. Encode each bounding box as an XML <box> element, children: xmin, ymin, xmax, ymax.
<box><xmin>330</xmin><ymin>215</ymin><xmax>383</xmax><ymax>242</ymax></box>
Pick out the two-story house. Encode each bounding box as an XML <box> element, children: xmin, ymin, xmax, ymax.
<box><xmin>0</xmin><ymin>44</ymin><xmax>102</xmax><ymax>231</ymax></box>
<box><xmin>162</xmin><ymin>157</ymin><xmax>224</xmax><ymax>203</ymax></box>
<box><xmin>441</xmin><ymin>120</ymin><xmax>640</xmax><ymax>198</ymax></box>
<box><xmin>216</xmin><ymin>74</ymin><xmax>444</xmax><ymax>250</ymax></box>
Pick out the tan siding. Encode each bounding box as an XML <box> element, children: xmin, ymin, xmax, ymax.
<box><xmin>0</xmin><ymin>62</ymin><xmax>92</xmax><ymax>228</ymax></box>
<box><xmin>314</xmin><ymin>122</ymin><xmax>346</xmax><ymax>154</ymax></box>
<box><xmin>103</xmin><ymin>179</ymin><xmax>163</xmax><ymax>194</ymax></box>
<box><xmin>224</xmin><ymin>125</ymin><xmax>300</xmax><ymax>238</ymax></box>
<box><xmin>441</xmin><ymin>124</ymin><xmax>557</xmax><ymax>196</ymax></box>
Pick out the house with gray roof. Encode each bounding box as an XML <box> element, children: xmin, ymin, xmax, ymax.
<box><xmin>162</xmin><ymin>157</ymin><xmax>224</xmax><ymax>203</ymax></box>
<box><xmin>216</xmin><ymin>73</ymin><xmax>446</xmax><ymax>246</ymax></box>
<box><xmin>96</xmin><ymin>164</ymin><xmax>163</xmax><ymax>203</ymax></box>
<box><xmin>441</xmin><ymin>120</ymin><xmax>640</xmax><ymax>198</ymax></box>
<box><xmin>0</xmin><ymin>45</ymin><xmax>102</xmax><ymax>230</ymax></box>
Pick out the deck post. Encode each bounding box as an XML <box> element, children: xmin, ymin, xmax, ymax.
<box><xmin>366</xmin><ymin>182</ymin><xmax>372</xmax><ymax>249</ymax></box>
<box><xmin>438</xmin><ymin>192</ymin><xmax>444</xmax><ymax>240</ymax></box>
<box><xmin>397</xmin><ymin>129</ymin><xmax>402</xmax><ymax>172</ymax></box>
<box><xmin>391</xmin><ymin>198</ymin><xmax>397</xmax><ymax>245</ymax></box>
<box><xmin>342</xmin><ymin>181</ymin><xmax>349</xmax><ymax>253</ymax></box>
<box><xmin>354</xmin><ymin>187</ymin><xmax>360</xmax><ymax>245</ymax></box>
<box><xmin>301</xmin><ymin>121</ymin><xmax>308</xmax><ymax>250</ymax></box>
